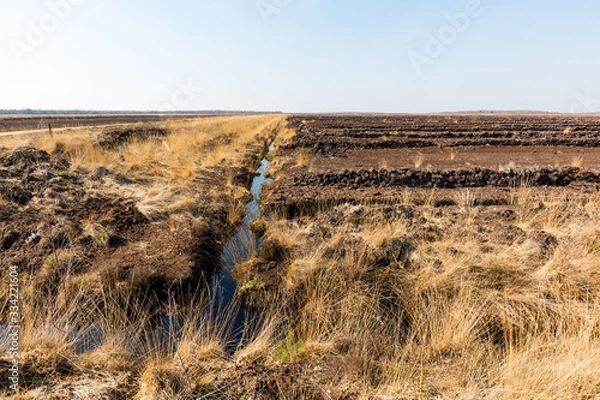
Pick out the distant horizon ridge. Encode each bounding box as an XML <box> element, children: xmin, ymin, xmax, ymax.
<box><xmin>1</xmin><ymin>109</ymin><xmax>598</xmax><ymax>115</ymax></box>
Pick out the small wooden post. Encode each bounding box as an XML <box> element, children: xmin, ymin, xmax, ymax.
<box><xmin>48</xmin><ymin>123</ymin><xmax>54</xmax><ymax>139</ymax></box>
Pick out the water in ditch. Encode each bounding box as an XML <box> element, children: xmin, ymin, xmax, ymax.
<box><xmin>207</xmin><ymin>141</ymin><xmax>275</xmax><ymax>347</ymax></box>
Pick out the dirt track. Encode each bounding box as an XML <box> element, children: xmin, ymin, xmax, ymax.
<box><xmin>0</xmin><ymin>114</ymin><xmax>204</xmax><ymax>133</ymax></box>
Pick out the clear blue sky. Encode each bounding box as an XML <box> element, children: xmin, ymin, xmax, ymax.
<box><xmin>1</xmin><ymin>0</ymin><xmax>599</xmax><ymax>113</ymax></box>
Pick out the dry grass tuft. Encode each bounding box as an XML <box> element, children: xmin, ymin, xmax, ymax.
<box><xmin>572</xmin><ymin>155</ymin><xmax>584</xmax><ymax>167</ymax></box>
<box><xmin>414</xmin><ymin>154</ymin><xmax>424</xmax><ymax>168</ymax></box>
<box><xmin>295</xmin><ymin>150</ymin><xmax>311</xmax><ymax>167</ymax></box>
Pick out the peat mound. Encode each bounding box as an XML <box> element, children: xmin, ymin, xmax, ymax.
<box><xmin>0</xmin><ymin>147</ymin><xmax>51</xmax><ymax>171</ymax></box>
<box><xmin>97</xmin><ymin>127</ymin><xmax>169</xmax><ymax>149</ymax></box>
<box><xmin>291</xmin><ymin>166</ymin><xmax>600</xmax><ymax>189</ymax></box>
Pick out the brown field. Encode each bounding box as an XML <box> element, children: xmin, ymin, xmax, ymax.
<box><xmin>264</xmin><ymin>114</ymin><xmax>600</xmax><ymax>213</ymax></box>
<box><xmin>3</xmin><ymin>114</ymin><xmax>600</xmax><ymax>399</ymax></box>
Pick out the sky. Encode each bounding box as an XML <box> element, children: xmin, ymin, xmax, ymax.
<box><xmin>0</xmin><ymin>0</ymin><xmax>599</xmax><ymax>113</ymax></box>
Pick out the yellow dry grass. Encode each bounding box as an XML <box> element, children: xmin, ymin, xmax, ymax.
<box><xmin>294</xmin><ymin>150</ymin><xmax>311</xmax><ymax>167</ymax></box>
<box><xmin>572</xmin><ymin>155</ymin><xmax>584</xmax><ymax>167</ymax></box>
<box><xmin>1</xmin><ymin>115</ymin><xmax>284</xmax><ymax>173</ymax></box>
<box><xmin>0</xmin><ymin>115</ymin><xmax>285</xmax><ymax>222</ymax></box>
<box><xmin>414</xmin><ymin>154</ymin><xmax>425</xmax><ymax>168</ymax></box>
<box><xmin>251</xmin><ymin>190</ymin><xmax>600</xmax><ymax>398</ymax></box>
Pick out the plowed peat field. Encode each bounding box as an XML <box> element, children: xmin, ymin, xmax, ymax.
<box><xmin>265</xmin><ymin>114</ymin><xmax>600</xmax><ymax>212</ymax></box>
